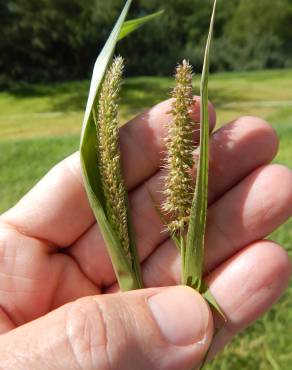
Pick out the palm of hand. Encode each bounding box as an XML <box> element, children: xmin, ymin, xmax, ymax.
<box><xmin>0</xmin><ymin>99</ymin><xmax>291</xmax><ymax>360</ymax></box>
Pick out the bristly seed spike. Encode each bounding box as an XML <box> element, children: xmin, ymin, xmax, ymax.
<box><xmin>162</xmin><ymin>60</ymin><xmax>195</xmax><ymax>234</ymax></box>
<box><xmin>96</xmin><ymin>56</ymin><xmax>131</xmax><ymax>259</ymax></box>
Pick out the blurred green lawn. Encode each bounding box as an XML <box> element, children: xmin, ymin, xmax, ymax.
<box><xmin>0</xmin><ymin>69</ymin><xmax>291</xmax><ymax>369</ymax></box>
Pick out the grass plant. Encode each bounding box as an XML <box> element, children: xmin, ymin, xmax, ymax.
<box><xmin>0</xmin><ymin>73</ymin><xmax>291</xmax><ymax>370</ymax></box>
<box><xmin>79</xmin><ymin>0</ymin><xmax>163</xmax><ymax>291</ymax></box>
<box><xmin>81</xmin><ymin>0</ymin><xmax>219</xmax><ymax>302</ymax></box>
<box><xmin>76</xmin><ymin>0</ymin><xmax>218</xmax><ymax>299</ymax></box>
<box><xmin>96</xmin><ymin>57</ymin><xmax>131</xmax><ymax>263</ymax></box>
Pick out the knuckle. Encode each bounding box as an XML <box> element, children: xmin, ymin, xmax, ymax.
<box><xmin>269</xmin><ymin>164</ymin><xmax>292</xmax><ymax>202</ymax></box>
<box><xmin>239</xmin><ymin>115</ymin><xmax>270</xmax><ymax>127</ymax></box>
<box><xmin>65</xmin><ymin>297</ymin><xmax>112</xmax><ymax>370</ymax></box>
<box><xmin>235</xmin><ymin>115</ymin><xmax>277</xmax><ymax>138</ymax></box>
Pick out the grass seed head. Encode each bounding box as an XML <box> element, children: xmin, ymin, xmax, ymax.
<box><xmin>162</xmin><ymin>60</ymin><xmax>195</xmax><ymax>234</ymax></box>
<box><xmin>97</xmin><ymin>56</ymin><xmax>130</xmax><ymax>258</ymax></box>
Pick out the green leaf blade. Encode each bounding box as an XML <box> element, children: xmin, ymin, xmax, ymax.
<box><xmin>118</xmin><ymin>10</ymin><xmax>164</xmax><ymax>41</ymax></box>
<box><xmin>201</xmin><ymin>281</ymin><xmax>226</xmax><ymax>320</ymax></box>
<box><xmin>80</xmin><ymin>0</ymin><xmax>140</xmax><ymax>291</ymax></box>
<box><xmin>80</xmin><ymin>0</ymin><xmax>133</xmax><ymax>142</ymax></box>
<box><xmin>79</xmin><ymin>1</ymin><xmax>163</xmax><ymax>292</ymax></box>
<box><xmin>183</xmin><ymin>0</ymin><xmax>217</xmax><ymax>291</ymax></box>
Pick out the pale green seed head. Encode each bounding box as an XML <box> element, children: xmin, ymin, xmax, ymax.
<box><xmin>162</xmin><ymin>60</ymin><xmax>195</xmax><ymax>234</ymax></box>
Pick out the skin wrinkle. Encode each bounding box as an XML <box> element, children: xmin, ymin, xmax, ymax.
<box><xmin>0</xmin><ymin>344</ymin><xmax>28</xmax><ymax>370</ymax></box>
<box><xmin>70</xmin><ymin>227</ymin><xmax>109</xmax><ymax>289</ymax></box>
<box><xmin>0</xmin><ymin>270</ymin><xmax>47</xmax><ymax>285</ymax></box>
<box><xmin>48</xmin><ymin>257</ymin><xmax>72</xmax><ymax>312</ymax></box>
<box><xmin>62</xmin><ymin>298</ymin><xmax>108</xmax><ymax>370</ymax></box>
<box><xmin>207</xmin><ymin>214</ymin><xmax>236</xmax><ymax>259</ymax></box>
<box><xmin>65</xmin><ymin>304</ymin><xmax>85</xmax><ymax>370</ymax></box>
<box><xmin>0</xmin><ymin>306</ymin><xmax>16</xmax><ymax>332</ymax></box>
<box><xmin>93</xmin><ymin>299</ymin><xmax>114</xmax><ymax>370</ymax></box>
<box><xmin>132</xmin><ymin>240</ymin><xmax>181</xmax><ymax>290</ymax></box>
<box><xmin>37</xmin><ymin>256</ymin><xmax>68</xmax><ymax>314</ymax></box>
<box><xmin>0</xmin><ymin>232</ymin><xmax>36</xmax><ymax>326</ymax></box>
<box><xmin>86</xmin><ymin>302</ymin><xmax>104</xmax><ymax>370</ymax></box>
<box><xmin>2</xmin><ymin>295</ymin><xmax>26</xmax><ymax>329</ymax></box>
<box><xmin>0</xmin><ymin>218</ymin><xmax>30</xmax><ymax>240</ymax></box>
<box><xmin>49</xmin><ymin>255</ymin><xmax>99</xmax><ymax>310</ymax></box>
<box><xmin>0</xmin><ymin>219</ymin><xmax>55</xmax><ymax>252</ymax></box>
<box><xmin>0</xmin><ymin>228</ymin><xmax>58</xmax><ymax>322</ymax></box>
<box><xmin>82</xmin><ymin>309</ymin><xmax>94</xmax><ymax>370</ymax></box>
<box><xmin>142</xmin><ymin>252</ymin><xmax>178</xmax><ymax>288</ymax></box>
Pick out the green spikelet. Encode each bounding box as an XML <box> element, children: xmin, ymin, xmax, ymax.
<box><xmin>162</xmin><ymin>60</ymin><xmax>195</xmax><ymax>234</ymax></box>
<box><xmin>96</xmin><ymin>56</ymin><xmax>130</xmax><ymax>258</ymax></box>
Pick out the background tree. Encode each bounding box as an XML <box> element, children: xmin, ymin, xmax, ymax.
<box><xmin>0</xmin><ymin>0</ymin><xmax>291</xmax><ymax>83</ymax></box>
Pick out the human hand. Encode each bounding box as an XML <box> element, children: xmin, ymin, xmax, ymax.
<box><xmin>0</xmin><ymin>98</ymin><xmax>291</xmax><ymax>370</ymax></box>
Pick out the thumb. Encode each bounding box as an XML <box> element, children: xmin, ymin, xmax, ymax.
<box><xmin>0</xmin><ymin>286</ymin><xmax>213</xmax><ymax>370</ymax></box>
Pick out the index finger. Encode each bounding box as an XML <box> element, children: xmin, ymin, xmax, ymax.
<box><xmin>1</xmin><ymin>98</ymin><xmax>216</xmax><ymax>247</ymax></box>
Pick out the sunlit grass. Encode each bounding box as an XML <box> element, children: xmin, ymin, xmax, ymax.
<box><xmin>0</xmin><ymin>135</ymin><xmax>79</xmax><ymax>212</ymax></box>
<box><xmin>1</xmin><ymin>69</ymin><xmax>292</xmax><ymax>140</ymax></box>
<box><xmin>1</xmin><ymin>70</ymin><xmax>291</xmax><ymax>211</ymax></box>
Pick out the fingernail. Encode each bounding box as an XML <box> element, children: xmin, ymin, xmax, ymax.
<box><xmin>148</xmin><ymin>286</ymin><xmax>210</xmax><ymax>346</ymax></box>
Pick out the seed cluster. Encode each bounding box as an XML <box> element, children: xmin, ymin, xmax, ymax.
<box><xmin>162</xmin><ymin>60</ymin><xmax>195</xmax><ymax>234</ymax></box>
<box><xmin>97</xmin><ymin>56</ymin><xmax>130</xmax><ymax>257</ymax></box>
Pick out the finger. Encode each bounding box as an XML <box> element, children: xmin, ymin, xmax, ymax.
<box><xmin>1</xmin><ymin>98</ymin><xmax>215</xmax><ymax>247</ymax></box>
<box><xmin>137</xmin><ymin>163</ymin><xmax>292</xmax><ymax>289</ymax></box>
<box><xmin>130</xmin><ymin>240</ymin><xmax>291</xmax><ymax>363</ymax></box>
<box><xmin>70</xmin><ymin>117</ymin><xmax>279</xmax><ymax>287</ymax></box>
<box><xmin>206</xmin><ymin>116</ymin><xmax>278</xmax><ymax>204</ymax></box>
<box><xmin>205</xmin><ymin>241</ymin><xmax>291</xmax><ymax>360</ymax></box>
<box><xmin>0</xmin><ymin>287</ymin><xmax>214</xmax><ymax>370</ymax></box>
<box><xmin>204</xmin><ymin>164</ymin><xmax>292</xmax><ymax>271</ymax></box>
